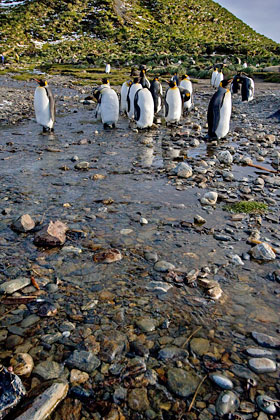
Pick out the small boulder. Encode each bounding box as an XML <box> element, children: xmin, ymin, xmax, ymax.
<box><xmin>11</xmin><ymin>214</ymin><xmax>35</xmax><ymax>233</ymax></box>
<box><xmin>34</xmin><ymin>220</ymin><xmax>68</xmax><ymax>247</ymax></box>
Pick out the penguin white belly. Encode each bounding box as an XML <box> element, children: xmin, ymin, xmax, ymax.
<box><xmin>214</xmin><ymin>73</ymin><xmax>223</xmax><ymax>88</ymax></box>
<box><xmin>215</xmin><ymin>91</ymin><xmax>231</xmax><ymax>139</ymax></box>
<box><xmin>128</xmin><ymin>84</ymin><xmax>142</xmax><ymax>119</ymax></box>
<box><xmin>105</xmin><ymin>64</ymin><xmax>111</xmax><ymax>74</ymax></box>
<box><xmin>120</xmin><ymin>82</ymin><xmax>130</xmax><ymax>112</ymax></box>
<box><xmin>135</xmin><ymin>89</ymin><xmax>154</xmax><ymax>129</ymax></box>
<box><xmin>211</xmin><ymin>71</ymin><xmax>218</xmax><ymax>87</ymax></box>
<box><xmin>34</xmin><ymin>87</ymin><xmax>53</xmax><ymax>128</ymax></box>
<box><xmin>100</xmin><ymin>88</ymin><xmax>119</xmax><ymax>125</ymax></box>
<box><xmin>180</xmin><ymin>79</ymin><xmax>193</xmax><ymax>95</ymax></box>
<box><xmin>248</xmin><ymin>78</ymin><xmax>254</xmax><ymax>101</ymax></box>
<box><xmin>165</xmin><ymin>88</ymin><xmax>182</xmax><ymax>123</ymax></box>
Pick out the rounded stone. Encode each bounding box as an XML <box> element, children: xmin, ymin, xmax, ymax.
<box><xmin>256</xmin><ymin>395</ymin><xmax>277</xmax><ymax>414</ymax></box>
<box><xmin>248</xmin><ymin>357</ymin><xmax>277</xmax><ymax>374</ymax></box>
<box><xmin>10</xmin><ymin>353</ymin><xmax>34</xmax><ymax>377</ymax></box>
<box><xmin>136</xmin><ymin>317</ymin><xmax>157</xmax><ymax>332</ymax></box>
<box><xmin>128</xmin><ymin>388</ymin><xmax>150</xmax><ymax>411</ymax></box>
<box><xmin>190</xmin><ymin>338</ymin><xmax>210</xmax><ymax>356</ymax></box>
<box><xmin>217</xmin><ymin>151</ymin><xmax>233</xmax><ymax>165</ymax></box>
<box><xmin>154</xmin><ymin>260</ymin><xmax>175</xmax><ymax>272</ymax></box>
<box><xmin>174</xmin><ymin>162</ymin><xmax>193</xmax><ymax>178</ymax></box>
<box><xmin>216</xmin><ymin>391</ymin><xmax>240</xmax><ymax>416</ymax></box>
<box><xmin>209</xmin><ymin>373</ymin><xmax>234</xmax><ymax>390</ymax></box>
<box><xmin>200</xmin><ymin>191</ymin><xmax>218</xmax><ymax>206</ymax></box>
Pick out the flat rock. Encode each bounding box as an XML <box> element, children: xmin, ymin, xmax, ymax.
<box><xmin>34</xmin><ymin>220</ymin><xmax>68</xmax><ymax>247</ymax></box>
<box><xmin>190</xmin><ymin>338</ymin><xmax>210</xmax><ymax>356</ymax></box>
<box><xmin>167</xmin><ymin>368</ymin><xmax>200</xmax><ymax>397</ymax></box>
<box><xmin>33</xmin><ymin>361</ymin><xmax>64</xmax><ymax>380</ymax></box>
<box><xmin>136</xmin><ymin>317</ymin><xmax>157</xmax><ymax>332</ymax></box>
<box><xmin>251</xmin><ymin>331</ymin><xmax>280</xmax><ymax>349</ymax></box>
<box><xmin>154</xmin><ymin>260</ymin><xmax>175</xmax><ymax>272</ymax></box>
<box><xmin>128</xmin><ymin>388</ymin><xmax>150</xmax><ymax>412</ymax></box>
<box><xmin>251</xmin><ymin>243</ymin><xmax>276</xmax><ymax>261</ymax></box>
<box><xmin>66</xmin><ymin>350</ymin><xmax>100</xmax><ymax>373</ymax></box>
<box><xmin>12</xmin><ymin>214</ymin><xmax>35</xmax><ymax>233</ymax></box>
<box><xmin>0</xmin><ymin>277</ymin><xmax>30</xmax><ymax>294</ymax></box>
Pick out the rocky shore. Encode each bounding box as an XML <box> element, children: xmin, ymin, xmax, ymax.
<box><xmin>0</xmin><ymin>74</ymin><xmax>279</xmax><ymax>419</ymax></box>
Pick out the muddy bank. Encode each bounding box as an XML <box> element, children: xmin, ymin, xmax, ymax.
<box><xmin>0</xmin><ymin>74</ymin><xmax>280</xmax><ymax>419</ymax></box>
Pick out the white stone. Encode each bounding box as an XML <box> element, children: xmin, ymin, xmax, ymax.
<box><xmin>200</xmin><ymin>191</ymin><xmax>218</xmax><ymax>206</ymax></box>
<box><xmin>251</xmin><ymin>243</ymin><xmax>276</xmax><ymax>261</ymax></box>
<box><xmin>173</xmin><ymin>162</ymin><xmax>193</xmax><ymax>178</ymax></box>
<box><xmin>217</xmin><ymin>151</ymin><xmax>233</xmax><ymax>165</ymax></box>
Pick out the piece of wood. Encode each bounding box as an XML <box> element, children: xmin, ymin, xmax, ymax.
<box><xmin>246</xmin><ymin>162</ymin><xmax>279</xmax><ymax>174</ymax></box>
<box><xmin>15</xmin><ymin>382</ymin><xmax>69</xmax><ymax>420</ymax></box>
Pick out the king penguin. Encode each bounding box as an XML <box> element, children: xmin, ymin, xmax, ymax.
<box><xmin>127</xmin><ymin>77</ymin><xmax>143</xmax><ymax>119</ymax></box>
<box><xmin>207</xmin><ymin>79</ymin><xmax>233</xmax><ymax>140</ymax></box>
<box><xmin>211</xmin><ymin>67</ymin><xmax>218</xmax><ymax>87</ymax></box>
<box><xmin>120</xmin><ymin>80</ymin><xmax>132</xmax><ymax>114</ymax></box>
<box><xmin>164</xmin><ymin>80</ymin><xmax>182</xmax><ymax>124</ymax></box>
<box><xmin>105</xmin><ymin>63</ymin><xmax>111</xmax><ymax>74</ymax></box>
<box><xmin>214</xmin><ymin>68</ymin><xmax>224</xmax><ymax>88</ymax></box>
<box><xmin>150</xmin><ymin>77</ymin><xmax>163</xmax><ymax>114</ymax></box>
<box><xmin>34</xmin><ymin>79</ymin><xmax>55</xmax><ymax>132</ymax></box>
<box><xmin>179</xmin><ymin>74</ymin><xmax>193</xmax><ymax>113</ymax></box>
<box><xmin>231</xmin><ymin>73</ymin><xmax>241</xmax><ymax>94</ymax></box>
<box><xmin>239</xmin><ymin>75</ymin><xmax>254</xmax><ymax>102</ymax></box>
<box><xmin>139</xmin><ymin>68</ymin><xmax>150</xmax><ymax>89</ymax></box>
<box><xmin>134</xmin><ymin>88</ymin><xmax>154</xmax><ymax>129</ymax></box>
<box><xmin>93</xmin><ymin>82</ymin><xmax>119</xmax><ymax>129</ymax></box>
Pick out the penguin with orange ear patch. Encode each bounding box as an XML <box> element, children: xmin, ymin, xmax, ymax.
<box><xmin>207</xmin><ymin>79</ymin><xmax>233</xmax><ymax>140</ymax></box>
<box><xmin>34</xmin><ymin>79</ymin><xmax>55</xmax><ymax>133</ymax></box>
<box><xmin>164</xmin><ymin>80</ymin><xmax>182</xmax><ymax>124</ymax></box>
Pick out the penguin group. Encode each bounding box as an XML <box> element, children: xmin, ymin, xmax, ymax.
<box><xmin>32</xmin><ymin>62</ymin><xmax>255</xmax><ymax>142</ymax></box>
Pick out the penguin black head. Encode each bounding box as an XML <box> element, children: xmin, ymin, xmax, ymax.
<box><xmin>168</xmin><ymin>80</ymin><xmax>176</xmax><ymax>88</ymax></box>
<box><xmin>181</xmin><ymin>74</ymin><xmax>188</xmax><ymax>80</ymax></box>
<box><xmin>34</xmin><ymin>79</ymin><xmax>47</xmax><ymax>87</ymax></box>
<box><xmin>220</xmin><ymin>79</ymin><xmax>233</xmax><ymax>88</ymax></box>
<box><xmin>102</xmin><ymin>78</ymin><xmax>109</xmax><ymax>85</ymax></box>
<box><xmin>133</xmin><ymin>77</ymin><xmax>140</xmax><ymax>84</ymax></box>
<box><xmin>140</xmin><ymin>69</ymin><xmax>146</xmax><ymax>77</ymax></box>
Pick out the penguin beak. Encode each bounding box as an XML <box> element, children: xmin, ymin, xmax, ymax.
<box><xmin>32</xmin><ymin>78</ymin><xmax>40</xmax><ymax>84</ymax></box>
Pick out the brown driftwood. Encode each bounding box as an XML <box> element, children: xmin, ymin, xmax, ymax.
<box><xmin>246</xmin><ymin>162</ymin><xmax>279</xmax><ymax>174</ymax></box>
<box><xmin>15</xmin><ymin>382</ymin><xmax>69</xmax><ymax>420</ymax></box>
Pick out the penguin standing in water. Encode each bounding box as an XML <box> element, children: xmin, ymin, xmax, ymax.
<box><xmin>127</xmin><ymin>77</ymin><xmax>143</xmax><ymax>119</ymax></box>
<box><xmin>211</xmin><ymin>67</ymin><xmax>218</xmax><ymax>87</ymax></box>
<box><xmin>239</xmin><ymin>75</ymin><xmax>254</xmax><ymax>102</ymax></box>
<box><xmin>93</xmin><ymin>79</ymin><xmax>119</xmax><ymax>129</ymax></box>
<box><xmin>139</xmin><ymin>68</ymin><xmax>150</xmax><ymax>89</ymax></box>
<box><xmin>179</xmin><ymin>74</ymin><xmax>193</xmax><ymax>113</ymax></box>
<box><xmin>34</xmin><ymin>79</ymin><xmax>55</xmax><ymax>133</ymax></box>
<box><xmin>134</xmin><ymin>88</ymin><xmax>154</xmax><ymax>129</ymax></box>
<box><xmin>164</xmin><ymin>80</ymin><xmax>182</xmax><ymax>124</ymax></box>
<box><xmin>150</xmin><ymin>77</ymin><xmax>163</xmax><ymax>114</ymax></box>
<box><xmin>214</xmin><ymin>68</ymin><xmax>224</xmax><ymax>88</ymax></box>
<box><xmin>120</xmin><ymin>80</ymin><xmax>132</xmax><ymax>114</ymax></box>
<box><xmin>207</xmin><ymin>79</ymin><xmax>233</xmax><ymax>140</ymax></box>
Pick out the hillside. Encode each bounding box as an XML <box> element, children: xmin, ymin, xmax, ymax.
<box><xmin>1</xmin><ymin>0</ymin><xmax>280</xmax><ymax>66</ymax></box>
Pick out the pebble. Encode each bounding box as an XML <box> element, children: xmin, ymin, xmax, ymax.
<box><xmin>33</xmin><ymin>361</ymin><xmax>64</xmax><ymax>380</ymax></box>
<box><xmin>173</xmin><ymin>162</ymin><xmax>193</xmax><ymax>178</ymax></box>
<box><xmin>200</xmin><ymin>191</ymin><xmax>218</xmax><ymax>206</ymax></box>
<box><xmin>251</xmin><ymin>243</ymin><xmax>276</xmax><ymax>261</ymax></box>
<box><xmin>217</xmin><ymin>150</ymin><xmax>233</xmax><ymax>165</ymax></box>
<box><xmin>209</xmin><ymin>373</ymin><xmax>234</xmax><ymax>390</ymax></box>
<box><xmin>154</xmin><ymin>260</ymin><xmax>175</xmax><ymax>272</ymax></box>
<box><xmin>167</xmin><ymin>368</ymin><xmax>200</xmax><ymax>397</ymax></box>
<box><xmin>128</xmin><ymin>388</ymin><xmax>150</xmax><ymax>412</ymax></box>
<box><xmin>248</xmin><ymin>357</ymin><xmax>277</xmax><ymax>373</ymax></box>
<box><xmin>10</xmin><ymin>353</ymin><xmax>34</xmax><ymax>377</ymax></box>
<box><xmin>215</xmin><ymin>390</ymin><xmax>240</xmax><ymax>416</ymax></box>
<box><xmin>70</xmin><ymin>369</ymin><xmax>89</xmax><ymax>384</ymax></box>
<box><xmin>256</xmin><ymin>395</ymin><xmax>277</xmax><ymax>414</ymax></box>
<box><xmin>66</xmin><ymin>350</ymin><xmax>101</xmax><ymax>373</ymax></box>
<box><xmin>11</xmin><ymin>214</ymin><xmax>35</xmax><ymax>233</ymax></box>
<box><xmin>136</xmin><ymin>317</ymin><xmax>157</xmax><ymax>332</ymax></box>
<box><xmin>251</xmin><ymin>331</ymin><xmax>280</xmax><ymax>349</ymax></box>
<box><xmin>190</xmin><ymin>338</ymin><xmax>210</xmax><ymax>356</ymax></box>
<box><xmin>245</xmin><ymin>347</ymin><xmax>275</xmax><ymax>357</ymax></box>
<box><xmin>147</xmin><ymin>281</ymin><xmax>173</xmax><ymax>293</ymax></box>
<box><xmin>74</xmin><ymin>161</ymin><xmax>89</xmax><ymax>170</ymax></box>
<box><xmin>0</xmin><ymin>277</ymin><xmax>30</xmax><ymax>294</ymax></box>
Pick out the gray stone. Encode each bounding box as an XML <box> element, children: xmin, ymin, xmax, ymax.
<box><xmin>75</xmin><ymin>161</ymin><xmax>89</xmax><ymax>170</ymax></box>
<box><xmin>128</xmin><ymin>388</ymin><xmax>150</xmax><ymax>411</ymax></box>
<box><xmin>209</xmin><ymin>373</ymin><xmax>233</xmax><ymax>390</ymax></box>
<box><xmin>215</xmin><ymin>391</ymin><xmax>240</xmax><ymax>417</ymax></box>
<box><xmin>248</xmin><ymin>357</ymin><xmax>277</xmax><ymax>373</ymax></box>
<box><xmin>33</xmin><ymin>361</ymin><xmax>64</xmax><ymax>380</ymax></box>
<box><xmin>251</xmin><ymin>243</ymin><xmax>276</xmax><ymax>261</ymax></box>
<box><xmin>147</xmin><ymin>281</ymin><xmax>173</xmax><ymax>293</ymax></box>
<box><xmin>245</xmin><ymin>348</ymin><xmax>275</xmax><ymax>358</ymax></box>
<box><xmin>12</xmin><ymin>214</ymin><xmax>35</xmax><ymax>233</ymax></box>
<box><xmin>0</xmin><ymin>277</ymin><xmax>30</xmax><ymax>294</ymax></box>
<box><xmin>173</xmin><ymin>162</ymin><xmax>193</xmax><ymax>178</ymax></box>
<box><xmin>158</xmin><ymin>346</ymin><xmax>188</xmax><ymax>361</ymax></box>
<box><xmin>200</xmin><ymin>191</ymin><xmax>218</xmax><ymax>206</ymax></box>
<box><xmin>154</xmin><ymin>260</ymin><xmax>175</xmax><ymax>272</ymax></box>
<box><xmin>136</xmin><ymin>317</ymin><xmax>157</xmax><ymax>332</ymax></box>
<box><xmin>167</xmin><ymin>368</ymin><xmax>200</xmax><ymax>397</ymax></box>
<box><xmin>217</xmin><ymin>151</ymin><xmax>233</xmax><ymax>165</ymax></box>
<box><xmin>144</xmin><ymin>251</ymin><xmax>158</xmax><ymax>263</ymax></box>
<box><xmin>252</xmin><ymin>331</ymin><xmax>280</xmax><ymax>349</ymax></box>
<box><xmin>256</xmin><ymin>395</ymin><xmax>277</xmax><ymax>415</ymax></box>
<box><xmin>20</xmin><ymin>315</ymin><xmax>40</xmax><ymax>328</ymax></box>
<box><xmin>190</xmin><ymin>338</ymin><xmax>210</xmax><ymax>356</ymax></box>
<box><xmin>66</xmin><ymin>350</ymin><xmax>100</xmax><ymax>373</ymax></box>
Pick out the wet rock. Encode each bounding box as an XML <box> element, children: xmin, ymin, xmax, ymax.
<box><xmin>217</xmin><ymin>151</ymin><xmax>233</xmax><ymax>165</ymax></box>
<box><xmin>256</xmin><ymin>395</ymin><xmax>277</xmax><ymax>414</ymax></box>
<box><xmin>200</xmin><ymin>192</ymin><xmax>218</xmax><ymax>206</ymax></box>
<box><xmin>128</xmin><ymin>388</ymin><xmax>150</xmax><ymax>411</ymax></box>
<box><xmin>248</xmin><ymin>357</ymin><xmax>277</xmax><ymax>373</ymax></box>
<box><xmin>173</xmin><ymin>162</ymin><xmax>193</xmax><ymax>178</ymax></box>
<box><xmin>66</xmin><ymin>350</ymin><xmax>100</xmax><ymax>373</ymax></box>
<box><xmin>209</xmin><ymin>373</ymin><xmax>233</xmax><ymax>390</ymax></box>
<box><xmin>194</xmin><ymin>215</ymin><xmax>206</xmax><ymax>224</ymax></box>
<box><xmin>10</xmin><ymin>353</ymin><xmax>34</xmax><ymax>377</ymax></box>
<box><xmin>158</xmin><ymin>346</ymin><xmax>188</xmax><ymax>361</ymax></box>
<box><xmin>34</xmin><ymin>220</ymin><xmax>68</xmax><ymax>247</ymax></box>
<box><xmin>38</xmin><ymin>302</ymin><xmax>58</xmax><ymax>317</ymax></box>
<box><xmin>11</xmin><ymin>214</ymin><xmax>35</xmax><ymax>233</ymax></box>
<box><xmin>251</xmin><ymin>243</ymin><xmax>276</xmax><ymax>261</ymax></box>
<box><xmin>154</xmin><ymin>260</ymin><xmax>175</xmax><ymax>272</ymax></box>
<box><xmin>230</xmin><ymin>364</ymin><xmax>258</xmax><ymax>383</ymax></box>
<box><xmin>0</xmin><ymin>277</ymin><xmax>30</xmax><ymax>294</ymax></box>
<box><xmin>190</xmin><ymin>338</ymin><xmax>210</xmax><ymax>356</ymax></box>
<box><xmin>113</xmin><ymin>387</ymin><xmax>127</xmax><ymax>404</ymax></box>
<box><xmin>140</xmin><ymin>217</ymin><xmax>148</xmax><ymax>225</ymax></box>
<box><xmin>245</xmin><ymin>348</ymin><xmax>274</xmax><ymax>357</ymax></box>
<box><xmin>98</xmin><ymin>332</ymin><xmax>128</xmax><ymax>363</ymax></box>
<box><xmin>93</xmin><ymin>248</ymin><xmax>122</xmax><ymax>263</ymax></box>
<box><xmin>20</xmin><ymin>315</ymin><xmax>40</xmax><ymax>328</ymax></box>
<box><xmin>144</xmin><ymin>251</ymin><xmax>158</xmax><ymax>262</ymax></box>
<box><xmin>147</xmin><ymin>281</ymin><xmax>173</xmax><ymax>293</ymax></box>
<box><xmin>136</xmin><ymin>317</ymin><xmax>157</xmax><ymax>332</ymax></box>
<box><xmin>167</xmin><ymin>368</ymin><xmax>200</xmax><ymax>397</ymax></box>
<box><xmin>215</xmin><ymin>390</ymin><xmax>240</xmax><ymax>417</ymax></box>
<box><xmin>0</xmin><ymin>365</ymin><xmax>26</xmax><ymax>419</ymax></box>
<box><xmin>75</xmin><ymin>161</ymin><xmax>89</xmax><ymax>170</ymax></box>
<box><xmin>70</xmin><ymin>369</ymin><xmax>89</xmax><ymax>384</ymax></box>
<box><xmin>251</xmin><ymin>331</ymin><xmax>280</xmax><ymax>349</ymax></box>
<box><xmin>33</xmin><ymin>360</ymin><xmax>64</xmax><ymax>380</ymax></box>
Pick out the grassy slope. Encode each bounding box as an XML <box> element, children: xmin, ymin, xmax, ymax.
<box><xmin>0</xmin><ymin>0</ymin><xmax>279</xmax><ymax>65</ymax></box>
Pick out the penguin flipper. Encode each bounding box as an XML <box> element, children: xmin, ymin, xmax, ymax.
<box><xmin>45</xmin><ymin>86</ymin><xmax>55</xmax><ymax>122</ymax></box>
<box><xmin>134</xmin><ymin>91</ymin><xmax>141</xmax><ymax>122</ymax></box>
<box><xmin>207</xmin><ymin>93</ymin><xmax>223</xmax><ymax>137</ymax></box>
<box><xmin>164</xmin><ymin>90</ymin><xmax>169</xmax><ymax>117</ymax></box>
<box><xmin>127</xmin><ymin>88</ymin><xmax>131</xmax><ymax>113</ymax></box>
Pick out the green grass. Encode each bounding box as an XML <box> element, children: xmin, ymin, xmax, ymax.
<box><xmin>224</xmin><ymin>201</ymin><xmax>269</xmax><ymax>214</ymax></box>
